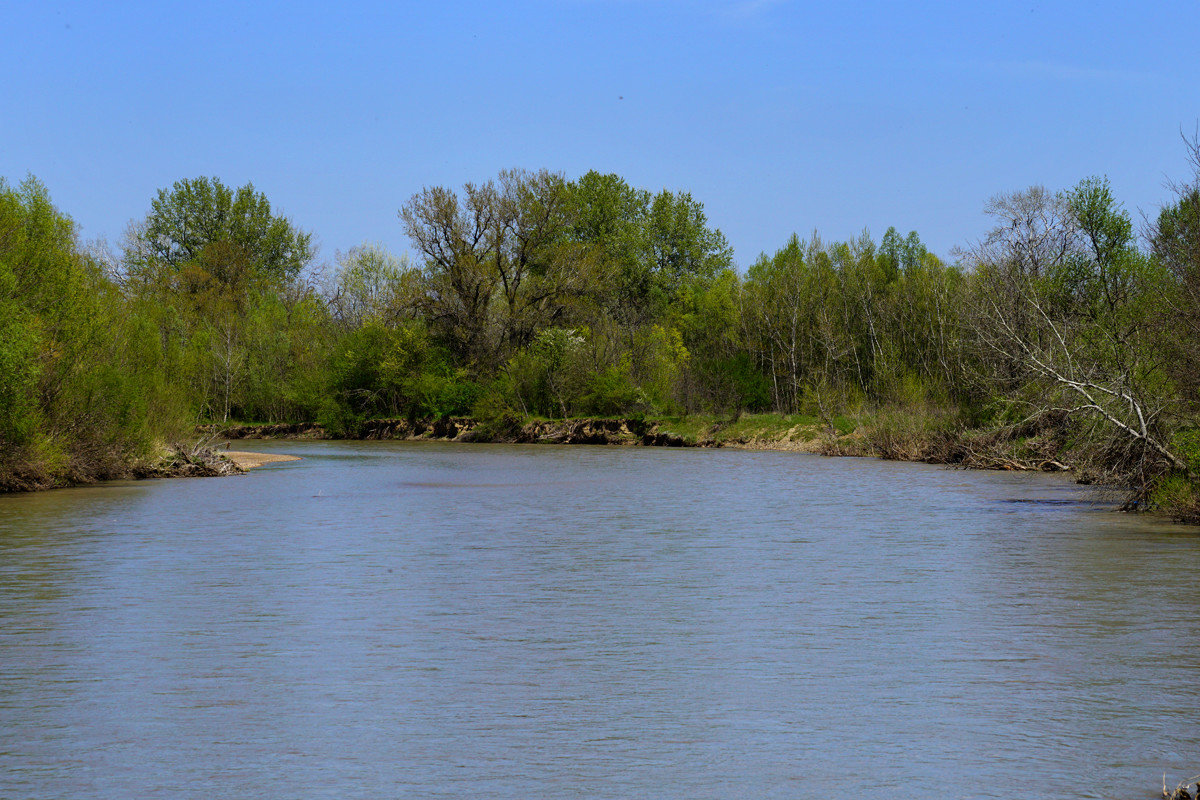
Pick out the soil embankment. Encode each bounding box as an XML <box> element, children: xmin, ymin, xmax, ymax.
<box><xmin>204</xmin><ymin>417</ymin><xmax>832</xmax><ymax>451</ymax></box>
<box><xmin>0</xmin><ymin>443</ymin><xmax>247</xmax><ymax>494</ymax></box>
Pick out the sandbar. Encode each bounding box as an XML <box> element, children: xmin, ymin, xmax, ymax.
<box><xmin>225</xmin><ymin>451</ymin><xmax>302</xmax><ymax>470</ymax></box>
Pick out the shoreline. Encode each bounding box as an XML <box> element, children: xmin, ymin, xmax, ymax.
<box><xmin>0</xmin><ymin>445</ymin><xmax>300</xmax><ymax>496</ymax></box>
<box><xmin>10</xmin><ymin>417</ymin><xmax>1187</xmax><ymax>527</ymax></box>
<box><xmin>204</xmin><ymin>417</ymin><xmax>835</xmax><ymax>453</ymax></box>
<box><xmin>210</xmin><ymin>416</ymin><xmax>1189</xmax><ymax>515</ymax></box>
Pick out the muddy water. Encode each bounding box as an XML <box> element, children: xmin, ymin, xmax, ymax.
<box><xmin>1</xmin><ymin>441</ymin><xmax>1197</xmax><ymax>799</ymax></box>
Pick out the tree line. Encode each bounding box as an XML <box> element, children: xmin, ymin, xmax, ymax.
<box><xmin>1</xmin><ymin>151</ymin><xmax>1197</xmax><ymax>517</ymax></box>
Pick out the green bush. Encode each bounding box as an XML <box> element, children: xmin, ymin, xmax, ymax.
<box><xmin>579</xmin><ymin>366</ymin><xmax>648</xmax><ymax>417</ymax></box>
<box><xmin>413</xmin><ymin>371</ymin><xmax>479</xmax><ymax>418</ymax></box>
<box><xmin>0</xmin><ymin>176</ymin><xmax>193</xmax><ymax>486</ymax></box>
<box><xmin>1171</xmin><ymin>428</ymin><xmax>1200</xmax><ymax>472</ymax></box>
<box><xmin>315</xmin><ymin>398</ymin><xmax>356</xmax><ymax>437</ymax></box>
<box><xmin>1151</xmin><ymin>473</ymin><xmax>1200</xmax><ymax>523</ymax></box>
<box><xmin>470</xmin><ymin>391</ymin><xmax>525</xmax><ymax>441</ymax></box>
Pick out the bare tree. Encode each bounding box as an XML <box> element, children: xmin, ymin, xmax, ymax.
<box><xmin>327</xmin><ymin>243</ymin><xmax>419</xmax><ymax>328</ymax></box>
<box><xmin>963</xmin><ymin>185</ymin><xmax>1188</xmax><ymax>479</ymax></box>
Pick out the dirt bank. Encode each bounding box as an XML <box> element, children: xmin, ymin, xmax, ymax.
<box><xmin>204</xmin><ymin>417</ymin><xmax>830</xmax><ymax>451</ymax></box>
<box><xmin>206</xmin><ymin>417</ymin><xmax>685</xmax><ymax>446</ymax></box>
<box><xmin>0</xmin><ymin>442</ymin><xmax>248</xmax><ymax>495</ymax></box>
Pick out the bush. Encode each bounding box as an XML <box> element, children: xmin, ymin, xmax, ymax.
<box><xmin>506</xmin><ymin>328</ymin><xmax>589</xmax><ymax>418</ymax></box>
<box><xmin>416</xmin><ymin>372</ymin><xmax>480</xmax><ymax>418</ymax></box>
<box><xmin>315</xmin><ymin>398</ymin><xmax>356</xmax><ymax>437</ymax></box>
<box><xmin>1152</xmin><ymin>473</ymin><xmax>1200</xmax><ymax>523</ymax></box>
<box><xmin>579</xmin><ymin>366</ymin><xmax>648</xmax><ymax>417</ymax></box>
<box><xmin>862</xmin><ymin>407</ymin><xmax>958</xmax><ymax>461</ymax></box>
<box><xmin>1172</xmin><ymin>428</ymin><xmax>1200</xmax><ymax>472</ymax></box>
<box><xmin>470</xmin><ymin>392</ymin><xmax>525</xmax><ymax>442</ymax></box>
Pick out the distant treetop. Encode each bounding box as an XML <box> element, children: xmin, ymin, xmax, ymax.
<box><xmin>124</xmin><ymin>176</ymin><xmax>313</xmax><ymax>285</ymax></box>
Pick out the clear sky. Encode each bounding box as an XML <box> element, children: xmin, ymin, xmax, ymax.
<box><xmin>3</xmin><ymin>0</ymin><xmax>1197</xmax><ymax>268</ymax></box>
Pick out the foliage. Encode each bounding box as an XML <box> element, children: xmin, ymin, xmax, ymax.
<box><xmin>506</xmin><ymin>327</ymin><xmax>590</xmax><ymax>417</ymax></box>
<box><xmin>329</xmin><ymin>243</ymin><xmax>418</xmax><ymax>327</ymax></box>
<box><xmin>0</xmin><ymin>257</ymin><xmax>41</xmax><ymax>447</ymax></box>
<box><xmin>6</xmin><ymin>159</ymin><xmax>1200</xmax><ymax>520</ymax></box>
<box><xmin>399</xmin><ymin>168</ymin><xmax>594</xmax><ymax>366</ymax></box>
<box><xmin>1150</xmin><ymin>137</ymin><xmax>1200</xmax><ymax>400</ymax></box>
<box><xmin>0</xmin><ymin>177</ymin><xmax>191</xmax><ymax>487</ymax></box>
<box><xmin>579</xmin><ymin>365</ymin><xmax>648</xmax><ymax>417</ymax></box>
<box><xmin>567</xmin><ymin>171</ymin><xmax>734</xmax><ymax>319</ymax></box>
<box><xmin>327</xmin><ymin>320</ymin><xmax>475</xmax><ymax>420</ymax></box>
<box><xmin>124</xmin><ymin>176</ymin><xmax>314</xmax><ymax>285</ymax></box>
<box><xmin>470</xmin><ymin>390</ymin><xmax>525</xmax><ymax>442</ymax></box>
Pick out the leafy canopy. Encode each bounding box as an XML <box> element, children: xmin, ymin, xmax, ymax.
<box><xmin>125</xmin><ymin>176</ymin><xmax>313</xmax><ymax>285</ymax></box>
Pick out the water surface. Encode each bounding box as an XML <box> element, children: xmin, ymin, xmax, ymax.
<box><xmin>2</xmin><ymin>442</ymin><xmax>1198</xmax><ymax>799</ymax></box>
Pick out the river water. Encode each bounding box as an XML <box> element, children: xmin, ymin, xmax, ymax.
<box><xmin>1</xmin><ymin>441</ymin><xmax>1198</xmax><ymax>799</ymax></box>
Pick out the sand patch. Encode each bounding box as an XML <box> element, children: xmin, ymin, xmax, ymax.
<box><xmin>225</xmin><ymin>451</ymin><xmax>302</xmax><ymax>470</ymax></box>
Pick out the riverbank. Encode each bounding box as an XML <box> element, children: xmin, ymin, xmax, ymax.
<box><xmin>0</xmin><ymin>442</ymin><xmax>245</xmax><ymax>494</ymax></box>
<box><xmin>204</xmin><ymin>412</ymin><xmax>1065</xmax><ymax>469</ymax></box>
<box><xmin>9</xmin><ymin>412</ymin><xmax>1192</xmax><ymax>524</ymax></box>
<box><xmin>204</xmin><ymin>415</ymin><xmax>834</xmax><ymax>452</ymax></box>
<box><xmin>204</xmin><ymin>411</ymin><xmax>1073</xmax><ymax>471</ymax></box>
<box><xmin>204</xmin><ymin>412</ymin><xmax>1200</xmax><ymax>524</ymax></box>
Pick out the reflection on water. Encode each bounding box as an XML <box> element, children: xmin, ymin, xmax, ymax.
<box><xmin>2</xmin><ymin>441</ymin><xmax>1198</xmax><ymax>799</ymax></box>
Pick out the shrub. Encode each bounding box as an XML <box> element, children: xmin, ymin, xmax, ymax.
<box><xmin>1152</xmin><ymin>473</ymin><xmax>1200</xmax><ymax>523</ymax></box>
<box><xmin>579</xmin><ymin>366</ymin><xmax>648</xmax><ymax>417</ymax></box>
<box><xmin>470</xmin><ymin>392</ymin><xmax>525</xmax><ymax>442</ymax></box>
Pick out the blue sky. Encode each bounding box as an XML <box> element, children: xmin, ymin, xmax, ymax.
<box><xmin>3</xmin><ymin>0</ymin><xmax>1197</xmax><ymax>267</ymax></box>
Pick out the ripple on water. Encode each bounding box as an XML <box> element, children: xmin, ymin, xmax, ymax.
<box><xmin>1</xmin><ymin>441</ymin><xmax>1197</xmax><ymax>800</ymax></box>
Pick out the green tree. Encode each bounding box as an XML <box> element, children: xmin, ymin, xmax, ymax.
<box><xmin>963</xmin><ymin>180</ymin><xmax>1186</xmax><ymax>476</ymax></box>
<box><xmin>1151</xmin><ymin>138</ymin><xmax>1200</xmax><ymax>400</ymax></box>
<box><xmin>565</xmin><ymin>173</ymin><xmax>734</xmax><ymax>319</ymax></box>
<box><xmin>567</xmin><ymin>171</ymin><xmax>652</xmax><ymax>319</ymax></box>
<box><xmin>0</xmin><ymin>257</ymin><xmax>41</xmax><ymax>449</ymax></box>
<box><xmin>0</xmin><ymin>176</ymin><xmax>190</xmax><ymax>488</ymax></box>
<box><xmin>124</xmin><ymin>176</ymin><xmax>314</xmax><ymax>286</ymax></box>
<box><xmin>330</xmin><ymin>243</ymin><xmax>419</xmax><ymax>327</ymax></box>
<box><xmin>645</xmin><ymin>188</ymin><xmax>733</xmax><ymax>299</ymax></box>
<box><xmin>400</xmin><ymin>168</ymin><xmax>593</xmax><ymax>368</ymax></box>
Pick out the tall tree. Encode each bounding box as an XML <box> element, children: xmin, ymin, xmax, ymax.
<box><xmin>645</xmin><ymin>188</ymin><xmax>733</xmax><ymax>297</ymax></box>
<box><xmin>963</xmin><ymin>181</ymin><xmax>1186</xmax><ymax>475</ymax></box>
<box><xmin>567</xmin><ymin>171</ymin><xmax>652</xmax><ymax>320</ymax></box>
<box><xmin>1150</xmin><ymin>136</ymin><xmax>1200</xmax><ymax>400</ymax></box>
<box><xmin>122</xmin><ymin>177</ymin><xmax>319</xmax><ymax>422</ymax></box>
<box><xmin>123</xmin><ymin>176</ymin><xmax>314</xmax><ymax>287</ymax></box>
<box><xmin>329</xmin><ymin>243</ymin><xmax>419</xmax><ymax>328</ymax></box>
<box><xmin>400</xmin><ymin>168</ymin><xmax>592</xmax><ymax>368</ymax></box>
<box><xmin>0</xmin><ymin>177</ymin><xmax>188</xmax><ymax>486</ymax></box>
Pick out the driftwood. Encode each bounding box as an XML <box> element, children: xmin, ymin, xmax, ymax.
<box><xmin>1165</xmin><ymin>773</ymin><xmax>1200</xmax><ymax>800</ymax></box>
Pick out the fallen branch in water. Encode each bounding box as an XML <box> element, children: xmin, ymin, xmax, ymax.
<box><xmin>1164</xmin><ymin>773</ymin><xmax>1200</xmax><ymax>800</ymax></box>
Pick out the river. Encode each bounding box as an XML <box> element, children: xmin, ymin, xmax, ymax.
<box><xmin>1</xmin><ymin>441</ymin><xmax>1198</xmax><ymax>799</ymax></box>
